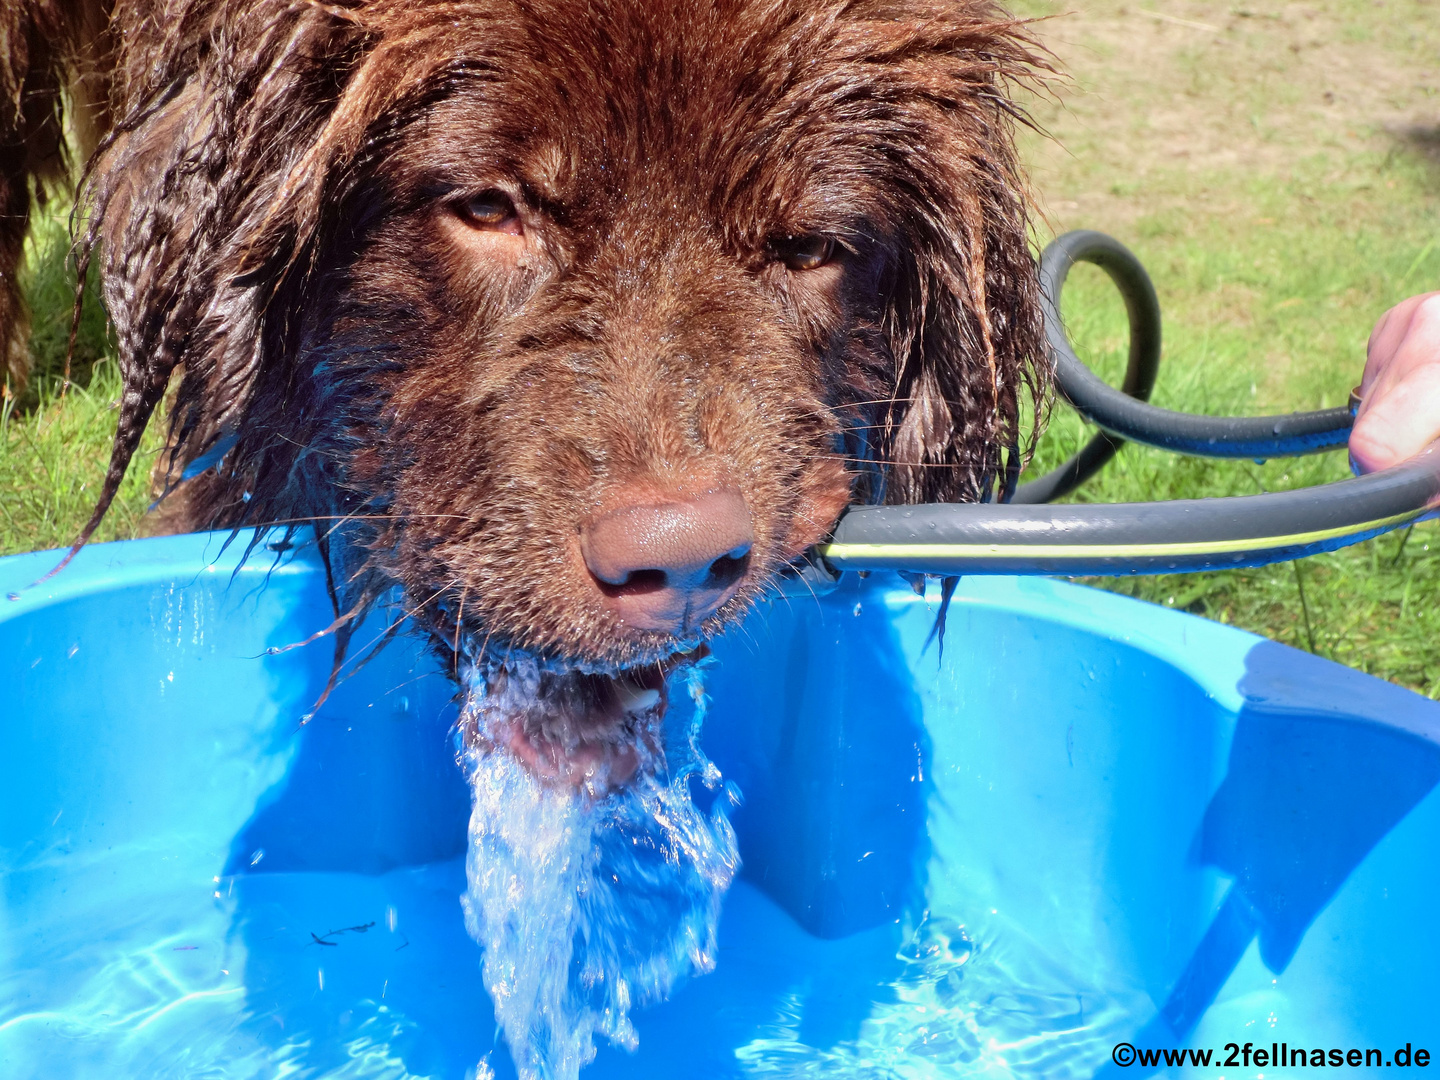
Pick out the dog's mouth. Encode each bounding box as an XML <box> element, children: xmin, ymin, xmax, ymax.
<box><xmin>460</xmin><ymin>649</ymin><xmax>705</xmax><ymax>795</ymax></box>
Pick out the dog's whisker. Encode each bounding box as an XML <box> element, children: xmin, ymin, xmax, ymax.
<box><xmin>826</xmin><ymin>396</ymin><xmax>919</xmax><ymax>410</ymax></box>
<box><xmin>262</xmin><ymin>605</ymin><xmax>362</xmax><ymax>656</ymax></box>
<box><xmin>833</xmin><ymin>455</ymin><xmax>1000</xmax><ymax>468</ymax></box>
<box><xmin>469</xmin><ymin>623</ymin><xmax>500</xmax><ymax>672</ymax></box>
<box><xmin>316</xmin><ymin>500</ymin><xmax>385</xmax><ymax>545</ymax></box>
<box><xmin>452</xmin><ymin>585</ymin><xmax>469</xmax><ymax>674</ymax></box>
<box><xmin>249</xmin><ymin>512</ymin><xmax>474</xmax><ymax>528</ymax></box>
<box><xmin>329</xmin><ymin>578</ymin><xmax>464</xmax><ymax>687</ymax></box>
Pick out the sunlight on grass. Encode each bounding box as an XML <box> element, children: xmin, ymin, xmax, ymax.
<box><xmin>1037</xmin><ymin>258</ymin><xmax>1440</xmax><ymax>697</ymax></box>
<box><xmin>2</xmin><ymin>202</ymin><xmax>159</xmax><ymax>556</ymax></box>
<box><xmin>11</xmin><ymin>200</ymin><xmax>113</xmax><ymax>401</ymax></box>
<box><xmin>1014</xmin><ymin>0</ymin><xmax>1440</xmax><ymax>695</ymax></box>
<box><xmin>1</xmin><ymin>360</ymin><xmax>163</xmax><ymax>555</ymax></box>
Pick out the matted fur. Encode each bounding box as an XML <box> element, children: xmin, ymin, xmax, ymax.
<box><xmin>4</xmin><ymin>0</ymin><xmax>1051</xmax><ymax>675</ymax></box>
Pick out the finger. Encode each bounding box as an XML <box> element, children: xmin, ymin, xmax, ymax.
<box><xmin>1363</xmin><ymin>300</ymin><xmax>1413</xmax><ymax>395</ymax></box>
<box><xmin>1350</xmin><ymin>361</ymin><xmax>1440</xmax><ymax>472</ymax></box>
<box><xmin>1357</xmin><ymin>292</ymin><xmax>1440</xmax><ymax>422</ymax></box>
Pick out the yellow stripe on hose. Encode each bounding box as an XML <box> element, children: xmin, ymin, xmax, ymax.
<box><xmin>818</xmin><ymin>509</ymin><xmax>1426</xmax><ymax>565</ymax></box>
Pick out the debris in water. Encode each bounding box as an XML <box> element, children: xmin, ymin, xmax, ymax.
<box><xmin>308</xmin><ymin>922</ymin><xmax>376</xmax><ymax>948</ymax></box>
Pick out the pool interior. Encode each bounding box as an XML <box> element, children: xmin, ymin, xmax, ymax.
<box><xmin>3</xmin><ymin>537</ymin><xmax>1440</xmax><ymax>1078</ymax></box>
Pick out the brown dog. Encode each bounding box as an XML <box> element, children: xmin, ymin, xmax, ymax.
<box><xmin>4</xmin><ymin>0</ymin><xmax>1049</xmax><ymax>783</ymax></box>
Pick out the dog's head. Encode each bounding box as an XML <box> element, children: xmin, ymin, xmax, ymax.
<box><xmin>86</xmin><ymin>0</ymin><xmax>1048</xmax><ymax>783</ymax></box>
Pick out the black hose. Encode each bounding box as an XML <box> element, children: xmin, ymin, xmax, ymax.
<box><xmin>821</xmin><ymin>444</ymin><xmax>1440</xmax><ymax>576</ymax></box>
<box><xmin>1011</xmin><ymin>232</ymin><xmax>1162</xmax><ymax>503</ymax></box>
<box><xmin>1038</xmin><ymin>231</ymin><xmax>1353</xmax><ymax>459</ymax></box>
<box><xmin>808</xmin><ymin>231</ymin><xmax>1440</xmax><ymax>578</ymax></box>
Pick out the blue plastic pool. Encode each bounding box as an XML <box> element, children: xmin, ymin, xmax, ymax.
<box><xmin>3</xmin><ymin>532</ymin><xmax>1439</xmax><ymax>1078</ymax></box>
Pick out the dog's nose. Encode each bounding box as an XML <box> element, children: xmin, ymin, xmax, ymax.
<box><xmin>581</xmin><ymin>489</ymin><xmax>754</xmax><ymax>633</ymax></box>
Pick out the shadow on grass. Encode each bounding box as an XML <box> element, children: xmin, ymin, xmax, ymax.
<box><xmin>1392</xmin><ymin>122</ymin><xmax>1440</xmax><ymax>188</ymax></box>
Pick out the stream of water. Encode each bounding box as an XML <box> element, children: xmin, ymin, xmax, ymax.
<box><xmin>457</xmin><ymin>662</ymin><xmax>740</xmax><ymax>1080</ymax></box>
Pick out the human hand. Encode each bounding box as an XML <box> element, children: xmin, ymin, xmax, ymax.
<box><xmin>1351</xmin><ymin>291</ymin><xmax>1440</xmax><ymax>473</ymax></box>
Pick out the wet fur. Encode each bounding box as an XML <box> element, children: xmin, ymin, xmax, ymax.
<box><xmin>4</xmin><ymin>0</ymin><xmax>1050</xmax><ymax>676</ymax></box>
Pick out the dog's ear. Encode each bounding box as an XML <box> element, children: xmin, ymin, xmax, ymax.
<box><xmin>847</xmin><ymin>2</ymin><xmax>1053</xmax><ymax>506</ymax></box>
<box><xmin>75</xmin><ymin>0</ymin><xmax>487</xmax><ymax>546</ymax></box>
<box><xmin>66</xmin><ymin>0</ymin><xmax>379</xmax><ymax>549</ymax></box>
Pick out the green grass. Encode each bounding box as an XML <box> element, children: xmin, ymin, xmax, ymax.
<box><xmin>0</xmin><ymin>360</ymin><xmax>162</xmax><ymax>554</ymax></box>
<box><xmin>10</xmin><ymin>201</ymin><xmax>114</xmax><ymax>401</ymax></box>
<box><xmin>1013</xmin><ymin>0</ymin><xmax>1440</xmax><ymax>695</ymax></box>
<box><xmin>1</xmin><ymin>205</ymin><xmax>160</xmax><ymax>554</ymax></box>
<box><xmin>1033</xmin><ymin>235</ymin><xmax>1440</xmax><ymax>696</ymax></box>
<box><xmin>2</xmin><ymin>0</ymin><xmax>1438</xmax><ymax>695</ymax></box>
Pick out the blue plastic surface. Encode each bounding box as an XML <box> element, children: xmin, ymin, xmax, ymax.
<box><xmin>3</xmin><ymin>533</ymin><xmax>1439</xmax><ymax>1078</ymax></box>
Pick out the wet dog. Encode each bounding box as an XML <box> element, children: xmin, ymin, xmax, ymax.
<box><xmin>4</xmin><ymin>0</ymin><xmax>1049</xmax><ymax>787</ymax></box>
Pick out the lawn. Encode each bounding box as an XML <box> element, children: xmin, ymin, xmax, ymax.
<box><xmin>1</xmin><ymin>209</ymin><xmax>160</xmax><ymax>552</ymax></box>
<box><xmin>1013</xmin><ymin>0</ymin><xmax>1440</xmax><ymax>695</ymax></box>
<box><xmin>3</xmin><ymin>0</ymin><xmax>1438</xmax><ymax>693</ymax></box>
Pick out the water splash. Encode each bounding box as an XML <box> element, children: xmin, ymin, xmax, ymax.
<box><xmin>734</xmin><ymin>910</ymin><xmax>1141</xmax><ymax>1078</ymax></box>
<box><xmin>458</xmin><ymin>658</ymin><xmax>739</xmax><ymax>1080</ymax></box>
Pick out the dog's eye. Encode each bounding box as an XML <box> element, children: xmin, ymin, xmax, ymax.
<box><xmin>772</xmin><ymin>235</ymin><xmax>835</xmax><ymax>272</ymax></box>
<box><xmin>456</xmin><ymin>190</ymin><xmax>522</xmax><ymax>233</ymax></box>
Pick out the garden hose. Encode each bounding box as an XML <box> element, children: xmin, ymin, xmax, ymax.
<box><xmin>1010</xmin><ymin>231</ymin><xmax>1163</xmax><ymax>504</ymax></box>
<box><xmin>814</xmin><ymin>230</ymin><xmax>1440</xmax><ymax>578</ymax></box>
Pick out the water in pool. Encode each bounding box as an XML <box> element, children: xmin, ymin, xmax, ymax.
<box><xmin>8</xmin><ymin>545</ymin><xmax>1440</xmax><ymax>1077</ymax></box>
<box><xmin>0</xmin><ymin>698</ymin><xmax>1138</xmax><ymax>1079</ymax></box>
<box><xmin>0</xmin><ymin>849</ymin><xmax>1137</xmax><ymax>1079</ymax></box>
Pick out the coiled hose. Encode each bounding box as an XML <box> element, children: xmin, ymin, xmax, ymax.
<box><xmin>816</xmin><ymin>230</ymin><xmax>1440</xmax><ymax>578</ymax></box>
